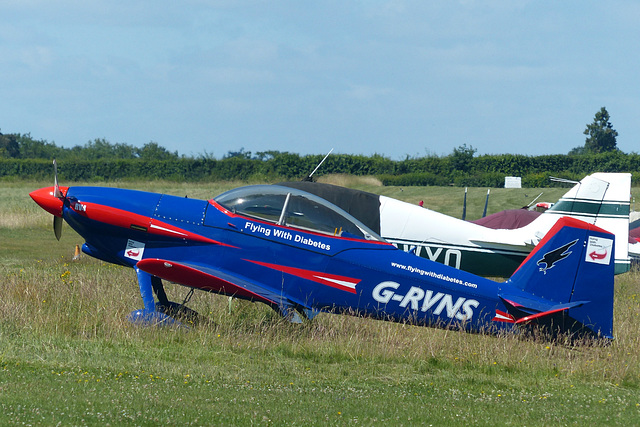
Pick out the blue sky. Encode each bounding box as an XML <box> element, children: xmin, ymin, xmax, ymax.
<box><xmin>1</xmin><ymin>1</ymin><xmax>638</xmax><ymax>159</ymax></box>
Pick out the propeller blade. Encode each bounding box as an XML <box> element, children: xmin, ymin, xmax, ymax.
<box><xmin>54</xmin><ymin>215</ymin><xmax>63</xmax><ymax>241</ymax></box>
<box><xmin>53</xmin><ymin>159</ymin><xmax>63</xmax><ymax>198</ymax></box>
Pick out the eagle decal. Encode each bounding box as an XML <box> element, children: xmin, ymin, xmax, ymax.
<box><xmin>537</xmin><ymin>239</ymin><xmax>579</xmax><ymax>274</ymax></box>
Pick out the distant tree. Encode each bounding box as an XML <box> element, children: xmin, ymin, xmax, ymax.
<box><xmin>70</xmin><ymin>138</ymin><xmax>138</xmax><ymax>159</ymax></box>
<box><xmin>0</xmin><ymin>131</ymin><xmax>20</xmax><ymax>158</ymax></box>
<box><xmin>111</xmin><ymin>142</ymin><xmax>138</xmax><ymax>159</ymax></box>
<box><xmin>567</xmin><ymin>145</ymin><xmax>586</xmax><ymax>156</ymax></box>
<box><xmin>254</xmin><ymin>150</ymin><xmax>281</xmax><ymax>161</ymax></box>
<box><xmin>224</xmin><ymin>147</ymin><xmax>252</xmax><ymax>159</ymax></box>
<box><xmin>450</xmin><ymin>144</ymin><xmax>476</xmax><ymax>172</ymax></box>
<box><xmin>137</xmin><ymin>141</ymin><xmax>179</xmax><ymax>160</ymax></box>
<box><xmin>196</xmin><ymin>149</ymin><xmax>216</xmax><ymax>160</ymax></box>
<box><xmin>69</xmin><ymin>138</ymin><xmax>108</xmax><ymax>159</ymax></box>
<box><xmin>583</xmin><ymin>107</ymin><xmax>618</xmax><ymax>153</ymax></box>
<box><xmin>15</xmin><ymin>133</ymin><xmax>64</xmax><ymax>159</ymax></box>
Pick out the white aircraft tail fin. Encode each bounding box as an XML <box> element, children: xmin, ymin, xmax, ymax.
<box><xmin>531</xmin><ymin>173</ymin><xmax>631</xmax><ymax>273</ymax></box>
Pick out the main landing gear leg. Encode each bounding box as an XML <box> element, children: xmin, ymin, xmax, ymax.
<box><xmin>128</xmin><ymin>267</ymin><xmax>179</xmax><ymax>326</ymax></box>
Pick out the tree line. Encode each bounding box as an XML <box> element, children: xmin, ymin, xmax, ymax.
<box><xmin>2</xmin><ymin>107</ymin><xmax>638</xmax><ymax>186</ymax></box>
<box><xmin>0</xmin><ymin>135</ymin><xmax>179</xmax><ymax>161</ymax></box>
<box><xmin>3</xmin><ymin>150</ymin><xmax>640</xmax><ymax>187</ymax></box>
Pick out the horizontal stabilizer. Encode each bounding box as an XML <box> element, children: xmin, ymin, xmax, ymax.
<box><xmin>500</xmin><ymin>294</ymin><xmax>587</xmax><ymax>314</ymax></box>
<box><xmin>515</xmin><ymin>307</ymin><xmax>571</xmax><ymax>324</ymax></box>
<box><xmin>499</xmin><ymin>295</ymin><xmax>588</xmax><ymax>324</ymax></box>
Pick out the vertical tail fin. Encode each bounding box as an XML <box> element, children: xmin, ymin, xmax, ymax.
<box><xmin>506</xmin><ymin>217</ymin><xmax>614</xmax><ymax>339</ymax></box>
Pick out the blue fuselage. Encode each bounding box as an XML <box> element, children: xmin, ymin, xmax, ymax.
<box><xmin>60</xmin><ymin>186</ymin><xmax>524</xmax><ymax>334</ymax></box>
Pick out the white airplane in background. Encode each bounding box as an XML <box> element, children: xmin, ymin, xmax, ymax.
<box><xmin>282</xmin><ymin>173</ymin><xmax>632</xmax><ymax>277</ymax></box>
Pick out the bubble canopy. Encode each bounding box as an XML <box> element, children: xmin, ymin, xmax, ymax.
<box><xmin>213</xmin><ymin>185</ymin><xmax>383</xmax><ymax>241</ymax></box>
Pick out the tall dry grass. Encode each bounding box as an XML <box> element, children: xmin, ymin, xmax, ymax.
<box><xmin>2</xmin><ymin>250</ymin><xmax>639</xmax><ymax>386</ymax></box>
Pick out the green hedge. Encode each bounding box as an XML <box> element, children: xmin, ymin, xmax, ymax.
<box><xmin>2</xmin><ymin>152</ymin><xmax>640</xmax><ymax>187</ymax></box>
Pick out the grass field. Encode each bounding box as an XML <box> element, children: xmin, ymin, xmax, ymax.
<box><xmin>1</xmin><ymin>177</ymin><xmax>640</xmax><ymax>425</ymax></box>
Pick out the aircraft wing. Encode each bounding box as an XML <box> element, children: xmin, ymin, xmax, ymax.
<box><xmin>136</xmin><ymin>258</ymin><xmax>303</xmax><ymax>319</ymax></box>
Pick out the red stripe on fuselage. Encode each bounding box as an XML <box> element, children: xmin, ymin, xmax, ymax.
<box><xmin>492</xmin><ymin>309</ymin><xmax>516</xmax><ymax>323</ymax></box>
<box><xmin>246</xmin><ymin>259</ymin><xmax>361</xmax><ymax>294</ymax></box>
<box><xmin>70</xmin><ymin>201</ymin><xmax>234</xmax><ymax>246</ymax></box>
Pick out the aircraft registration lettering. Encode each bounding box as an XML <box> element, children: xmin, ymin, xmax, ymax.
<box><xmin>423</xmin><ymin>246</ymin><xmax>442</xmax><ymax>260</ymax></box>
<box><xmin>372</xmin><ymin>281</ymin><xmax>479</xmax><ymax>320</ymax></box>
<box><xmin>398</xmin><ymin>243</ymin><xmax>462</xmax><ymax>269</ymax></box>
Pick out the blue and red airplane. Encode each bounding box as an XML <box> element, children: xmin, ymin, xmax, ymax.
<box><xmin>30</xmin><ymin>170</ymin><xmax>615</xmax><ymax>340</ymax></box>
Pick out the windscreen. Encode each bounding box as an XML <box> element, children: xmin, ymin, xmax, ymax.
<box><xmin>214</xmin><ymin>185</ymin><xmax>383</xmax><ymax>241</ymax></box>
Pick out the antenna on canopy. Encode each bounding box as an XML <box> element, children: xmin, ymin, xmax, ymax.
<box><xmin>303</xmin><ymin>148</ymin><xmax>334</xmax><ymax>181</ymax></box>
